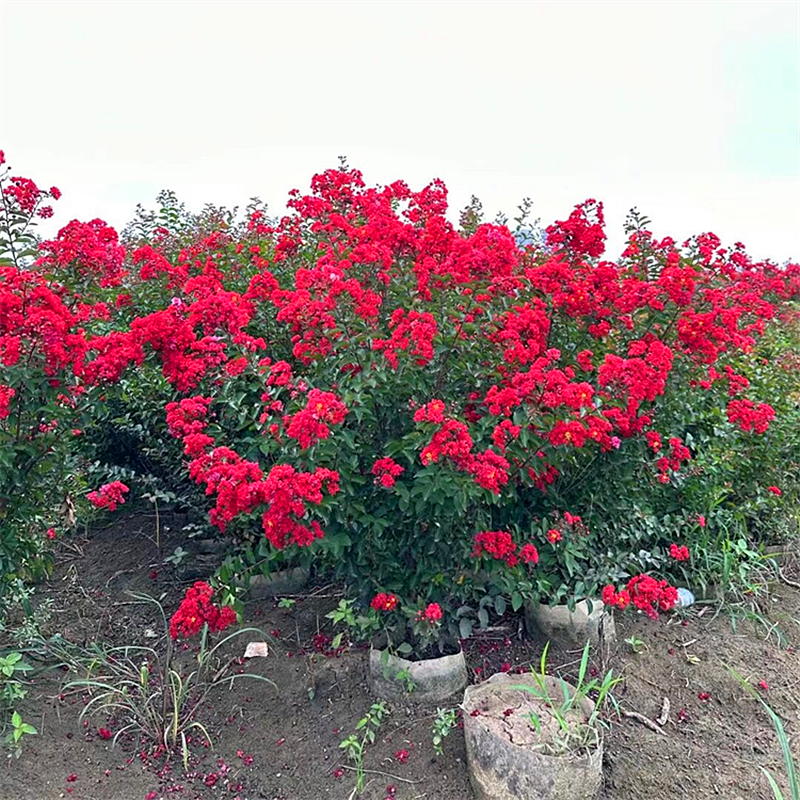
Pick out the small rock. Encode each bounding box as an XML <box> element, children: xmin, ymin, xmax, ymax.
<box><xmin>244</xmin><ymin>641</ymin><xmax>270</xmax><ymax>659</ymax></box>
<box><xmin>676</xmin><ymin>588</ymin><xmax>695</xmax><ymax>608</ymax></box>
<box><xmin>196</xmin><ymin>538</ymin><xmax>228</xmax><ymax>555</ymax></box>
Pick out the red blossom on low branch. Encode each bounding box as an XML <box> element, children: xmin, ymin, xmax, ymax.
<box><xmin>169</xmin><ymin>581</ymin><xmax>237</xmax><ymax>639</ymax></box>
<box><xmin>86</xmin><ymin>481</ymin><xmax>129</xmax><ymax>512</ymax></box>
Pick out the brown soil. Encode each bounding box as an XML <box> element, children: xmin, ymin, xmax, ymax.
<box><xmin>2</xmin><ymin>512</ymin><xmax>799</xmax><ymax>800</ymax></box>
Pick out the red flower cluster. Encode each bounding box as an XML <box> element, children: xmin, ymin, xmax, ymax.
<box><xmin>258</xmin><ymin>464</ymin><xmax>340</xmax><ymax>549</ymax></box>
<box><xmin>545</xmin><ymin>199</ymin><xmax>606</xmax><ymax>258</ymax></box>
<box><xmin>546</xmin><ymin>528</ymin><xmax>563</xmax><ymax>544</ymax></box>
<box><xmin>166</xmin><ymin>397</ymin><xmax>341</xmax><ymax>548</ymax></box>
<box><xmin>603</xmin><ymin>574</ymin><xmax>678</xmax><ymax>620</ymax></box>
<box><xmin>413</xmin><ymin>399</ymin><xmax>447</xmax><ymax>424</ymax></box>
<box><xmin>169</xmin><ymin>581</ymin><xmax>237</xmax><ymax>639</ymax></box>
<box><xmin>0</xmin><ymin>384</ymin><xmax>14</xmax><ymax>419</ymax></box>
<box><xmin>470</xmin><ymin>449</ymin><xmax>510</xmax><ymax>494</ymax></box>
<box><xmin>726</xmin><ymin>398</ymin><xmax>775</xmax><ymax>434</ymax></box>
<box><xmin>472</xmin><ymin>530</ymin><xmax>538</xmax><ymax>567</ymax></box>
<box><xmin>372</xmin><ymin>457</ymin><xmax>404</xmax><ymax>488</ymax></box>
<box><xmin>422</xmin><ymin>602</ymin><xmax>443</xmax><ymax>622</ymax></box>
<box><xmin>38</xmin><ymin>219</ymin><xmax>127</xmax><ymax>287</ymax></box>
<box><xmin>473</xmin><ymin>530</ymin><xmax>517</xmax><ymax>564</ymax></box>
<box><xmin>373</xmin><ymin>309</ymin><xmax>437</xmax><ymax>368</ymax></box>
<box><xmin>519</xmin><ymin>543</ymin><xmax>540</xmax><ymax>564</ymax></box>
<box><xmin>601</xmin><ymin>584</ymin><xmax>631</xmax><ymax>610</ymax></box>
<box><xmin>370</xmin><ymin>592</ymin><xmax>398</xmax><ymax>611</ymax></box>
<box><xmin>86</xmin><ymin>481</ymin><xmax>129</xmax><ymax>511</ymax></box>
<box><xmin>284</xmin><ymin>389</ymin><xmax>348</xmax><ymax>449</ymax></box>
<box><xmin>420</xmin><ymin>419</ymin><xmax>474</xmax><ymax>468</ymax></box>
<box><xmin>670</xmin><ymin>543</ymin><xmax>690</xmax><ymax>562</ymax></box>
<box><xmin>656</xmin><ymin>437</ymin><xmax>692</xmax><ymax>483</ymax></box>
<box><xmin>416</xmin><ymin>404</ymin><xmax>515</xmax><ymax>494</ymax></box>
<box><xmin>490</xmin><ymin>419</ymin><xmax>521</xmax><ymax>451</ymax></box>
<box><xmin>166</xmin><ymin>396</ymin><xmax>213</xmax><ymax>438</ymax></box>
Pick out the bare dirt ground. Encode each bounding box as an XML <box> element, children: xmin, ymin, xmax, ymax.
<box><xmin>3</xmin><ymin>512</ymin><xmax>799</xmax><ymax>800</ymax></box>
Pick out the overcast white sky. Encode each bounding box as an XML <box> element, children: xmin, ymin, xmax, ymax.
<box><xmin>1</xmin><ymin>1</ymin><xmax>798</xmax><ymax>262</ymax></box>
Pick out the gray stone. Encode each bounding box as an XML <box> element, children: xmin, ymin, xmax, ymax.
<box><xmin>176</xmin><ymin>553</ymin><xmax>222</xmax><ymax>581</ymax></box>
<box><xmin>464</xmin><ymin>672</ymin><xmax>603</xmax><ymax>800</ymax></box>
<box><xmin>196</xmin><ymin>538</ymin><xmax>229</xmax><ymax>555</ymax></box>
<box><xmin>248</xmin><ymin>566</ymin><xmax>310</xmax><ymax>599</ymax></box>
<box><xmin>368</xmin><ymin>646</ymin><xmax>467</xmax><ymax>703</ymax></box>
<box><xmin>526</xmin><ymin>598</ymin><xmax>616</xmax><ymax>648</ymax></box>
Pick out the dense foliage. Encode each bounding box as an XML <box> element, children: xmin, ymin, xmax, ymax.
<box><xmin>1</xmin><ymin>150</ymin><xmax>798</xmax><ymax>646</ymax></box>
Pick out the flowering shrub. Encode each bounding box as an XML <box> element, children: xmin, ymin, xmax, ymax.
<box><xmin>3</xmin><ymin>150</ymin><xmax>799</xmax><ymax>640</ymax></box>
<box><xmin>57</xmin><ymin>591</ymin><xmax>268</xmax><ymax>756</ymax></box>
<box><xmin>0</xmin><ymin>152</ymin><xmax>134</xmax><ymax>591</ymax></box>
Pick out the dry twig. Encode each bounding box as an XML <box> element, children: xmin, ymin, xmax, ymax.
<box><xmin>621</xmin><ymin>708</ymin><xmax>666</xmax><ymax>736</ymax></box>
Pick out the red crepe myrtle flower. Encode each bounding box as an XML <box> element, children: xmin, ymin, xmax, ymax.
<box><xmin>0</xmin><ymin>385</ymin><xmax>15</xmax><ymax>420</ymax></box>
<box><xmin>519</xmin><ymin>543</ymin><xmax>539</xmax><ymax>565</ymax></box>
<box><xmin>603</xmin><ymin>575</ymin><xmax>677</xmax><ymax>619</ymax></box>
<box><xmin>727</xmin><ymin>399</ymin><xmax>775</xmax><ymax>434</ymax></box>
<box><xmin>423</xmin><ymin>603</ymin><xmax>443</xmax><ymax>622</ymax></box>
<box><xmin>474</xmin><ymin>530</ymin><xmax>523</xmax><ymax>566</ymax></box>
<box><xmin>646</xmin><ymin>431</ymin><xmax>663</xmax><ymax>452</ymax></box>
<box><xmin>372</xmin><ymin>457</ymin><xmax>404</xmax><ymax>488</ymax></box>
<box><xmin>758</xmin><ymin>680</ymin><xmax>769</xmax><ymax>691</ymax></box>
<box><xmin>394</xmin><ymin>748</ymin><xmax>410</xmax><ymax>763</ymax></box>
<box><xmin>697</xmin><ymin>515</ymin><xmax>706</xmax><ymax>528</ymax></box>
<box><xmin>370</xmin><ymin>593</ymin><xmax>398</xmax><ymax>612</ymax></box>
<box><xmin>670</xmin><ymin>543</ymin><xmax>690</xmax><ymax>562</ymax></box>
<box><xmin>97</xmin><ymin>727</ymin><xmax>112</xmax><ymax>740</ymax></box>
<box><xmin>169</xmin><ymin>581</ymin><xmax>237</xmax><ymax>639</ymax></box>
<box><xmin>284</xmin><ymin>388</ymin><xmax>348</xmax><ymax>449</ymax></box>
<box><xmin>601</xmin><ymin>584</ymin><xmax>631</xmax><ymax>610</ymax></box>
<box><xmin>46</xmin><ymin>527</ymin><xmax>57</xmax><ymax>540</ymax></box>
<box><xmin>86</xmin><ymin>481</ymin><xmax>129</xmax><ymax>511</ymax></box>
<box><xmin>546</xmin><ymin>528</ymin><xmax>563</xmax><ymax>544</ymax></box>
<box><xmin>768</xmin><ymin>486</ymin><xmax>782</xmax><ymax>496</ymax></box>
<box><xmin>413</xmin><ymin>399</ymin><xmax>447</xmax><ymax>424</ymax></box>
